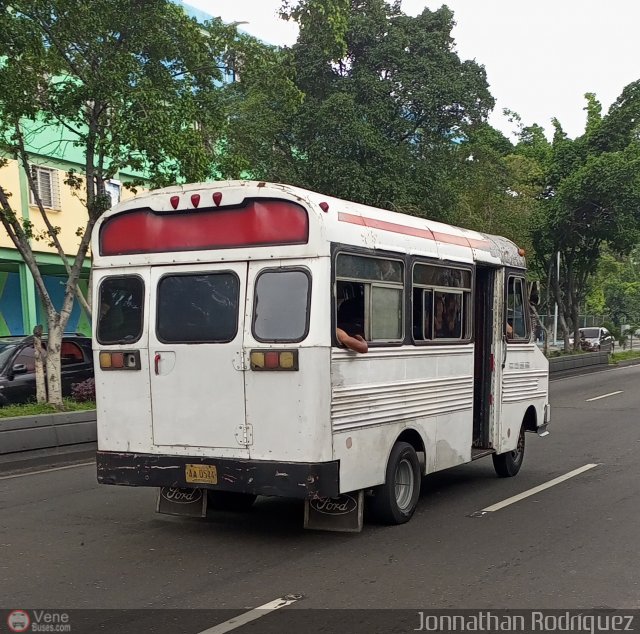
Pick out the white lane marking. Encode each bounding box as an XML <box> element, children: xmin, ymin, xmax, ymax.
<box><xmin>198</xmin><ymin>595</ymin><xmax>302</xmax><ymax>634</ymax></box>
<box><xmin>0</xmin><ymin>461</ymin><xmax>95</xmax><ymax>481</ymax></box>
<box><xmin>478</xmin><ymin>464</ymin><xmax>599</xmax><ymax>513</ymax></box>
<box><xmin>586</xmin><ymin>390</ymin><xmax>623</xmax><ymax>402</ymax></box>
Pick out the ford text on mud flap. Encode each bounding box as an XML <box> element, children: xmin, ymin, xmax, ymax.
<box><xmin>156</xmin><ymin>486</ymin><xmax>208</xmax><ymax>518</ymax></box>
<box><xmin>304</xmin><ymin>491</ymin><xmax>364</xmax><ymax>533</ymax></box>
<box><xmin>93</xmin><ymin>181</ymin><xmax>549</xmax><ymax>532</ymax></box>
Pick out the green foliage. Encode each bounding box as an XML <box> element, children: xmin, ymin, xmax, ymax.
<box><xmin>517</xmin><ymin>86</ymin><xmax>640</xmax><ymax>340</ymax></box>
<box><xmin>586</xmin><ymin>245</ymin><xmax>640</xmax><ymax>326</ymax></box>
<box><xmin>251</xmin><ymin>0</ymin><xmax>495</xmax><ymax>220</ymax></box>
<box><xmin>281</xmin><ymin>0</ymin><xmax>350</xmax><ymax>61</ymax></box>
<box><xmin>0</xmin><ymin>0</ymin><xmax>235</xmax><ymax>198</ymax></box>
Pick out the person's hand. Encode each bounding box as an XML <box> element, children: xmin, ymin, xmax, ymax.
<box><xmin>336</xmin><ymin>328</ymin><xmax>368</xmax><ymax>354</ymax></box>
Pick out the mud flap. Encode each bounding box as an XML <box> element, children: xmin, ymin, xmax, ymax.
<box><xmin>304</xmin><ymin>490</ymin><xmax>364</xmax><ymax>533</ymax></box>
<box><xmin>156</xmin><ymin>487</ymin><xmax>207</xmax><ymax>518</ymax></box>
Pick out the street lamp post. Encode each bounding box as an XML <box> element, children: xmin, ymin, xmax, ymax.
<box><xmin>553</xmin><ymin>251</ymin><xmax>560</xmax><ymax>346</ymax></box>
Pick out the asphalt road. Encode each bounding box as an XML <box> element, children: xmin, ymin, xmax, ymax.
<box><xmin>1</xmin><ymin>366</ymin><xmax>639</xmax><ymax>633</ymax></box>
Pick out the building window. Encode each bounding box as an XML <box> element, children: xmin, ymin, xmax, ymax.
<box><xmin>105</xmin><ymin>180</ymin><xmax>121</xmax><ymax>206</ymax></box>
<box><xmin>29</xmin><ymin>166</ymin><xmax>60</xmax><ymax>210</ymax></box>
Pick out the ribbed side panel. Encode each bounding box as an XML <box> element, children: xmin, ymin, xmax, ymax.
<box><xmin>331</xmin><ymin>375</ymin><xmax>473</xmax><ymax>432</ymax></box>
<box><xmin>502</xmin><ymin>370</ymin><xmax>547</xmax><ymax>403</ymax></box>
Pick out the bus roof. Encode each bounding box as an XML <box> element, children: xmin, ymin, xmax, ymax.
<box><xmin>93</xmin><ymin>180</ymin><xmax>526</xmax><ymax>269</ymax></box>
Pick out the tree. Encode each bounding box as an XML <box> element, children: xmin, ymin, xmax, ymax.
<box><xmin>586</xmin><ymin>245</ymin><xmax>640</xmax><ymax>328</ymax></box>
<box><xmin>233</xmin><ymin>0</ymin><xmax>494</xmax><ymax>220</ymax></box>
<box><xmin>520</xmin><ymin>87</ymin><xmax>640</xmax><ymax>350</ymax></box>
<box><xmin>217</xmin><ymin>37</ymin><xmax>304</xmax><ymax>182</ymax></box>
<box><xmin>292</xmin><ymin>1</ymin><xmax>494</xmax><ymax>218</ymax></box>
<box><xmin>0</xmin><ymin>0</ymin><xmax>234</xmax><ymax>406</ymax></box>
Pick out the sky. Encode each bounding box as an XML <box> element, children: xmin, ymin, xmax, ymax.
<box><xmin>185</xmin><ymin>0</ymin><xmax>640</xmax><ymax>140</ymax></box>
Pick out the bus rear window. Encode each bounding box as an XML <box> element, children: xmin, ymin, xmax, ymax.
<box><xmin>252</xmin><ymin>269</ymin><xmax>311</xmax><ymax>342</ymax></box>
<box><xmin>98</xmin><ymin>277</ymin><xmax>144</xmax><ymax>345</ymax></box>
<box><xmin>157</xmin><ymin>273</ymin><xmax>239</xmax><ymax>343</ymax></box>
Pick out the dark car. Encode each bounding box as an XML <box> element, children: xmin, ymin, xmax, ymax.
<box><xmin>0</xmin><ymin>334</ymin><xmax>94</xmax><ymax>405</ymax></box>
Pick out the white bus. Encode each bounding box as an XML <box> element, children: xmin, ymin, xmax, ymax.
<box><xmin>93</xmin><ymin>181</ymin><xmax>550</xmax><ymax>531</ymax></box>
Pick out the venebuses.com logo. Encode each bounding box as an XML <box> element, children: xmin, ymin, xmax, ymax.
<box><xmin>6</xmin><ymin>609</ymin><xmax>71</xmax><ymax>632</ymax></box>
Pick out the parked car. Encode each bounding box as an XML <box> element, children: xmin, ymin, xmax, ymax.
<box><xmin>569</xmin><ymin>327</ymin><xmax>615</xmax><ymax>353</ymax></box>
<box><xmin>0</xmin><ymin>334</ymin><xmax>94</xmax><ymax>406</ymax></box>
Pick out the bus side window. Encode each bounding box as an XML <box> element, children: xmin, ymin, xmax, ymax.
<box><xmin>335</xmin><ymin>254</ymin><xmax>404</xmax><ymax>344</ymax></box>
<box><xmin>412</xmin><ymin>288</ymin><xmax>433</xmax><ymax>340</ymax></box>
<box><xmin>507</xmin><ymin>276</ymin><xmax>528</xmax><ymax>340</ymax></box>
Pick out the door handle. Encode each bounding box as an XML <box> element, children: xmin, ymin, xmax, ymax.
<box><xmin>154</xmin><ymin>353</ymin><xmax>161</xmax><ymax>375</ymax></box>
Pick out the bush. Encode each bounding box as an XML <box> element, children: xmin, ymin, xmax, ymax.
<box><xmin>71</xmin><ymin>377</ymin><xmax>96</xmax><ymax>402</ymax></box>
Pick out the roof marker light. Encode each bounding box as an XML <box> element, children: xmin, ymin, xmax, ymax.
<box><xmin>213</xmin><ymin>192</ymin><xmax>222</xmax><ymax>207</ymax></box>
<box><xmin>191</xmin><ymin>194</ymin><xmax>200</xmax><ymax>208</ymax></box>
<box><xmin>170</xmin><ymin>196</ymin><xmax>179</xmax><ymax>210</ymax></box>
<box><xmin>319</xmin><ymin>202</ymin><xmax>329</xmax><ymax>213</ymax></box>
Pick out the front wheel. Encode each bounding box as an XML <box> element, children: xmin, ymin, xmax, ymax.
<box><xmin>369</xmin><ymin>442</ymin><xmax>421</xmax><ymax>525</ymax></box>
<box><xmin>492</xmin><ymin>425</ymin><xmax>525</xmax><ymax>478</ymax></box>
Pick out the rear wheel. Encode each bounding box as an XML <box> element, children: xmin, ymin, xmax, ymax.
<box><xmin>369</xmin><ymin>442</ymin><xmax>421</xmax><ymax>525</ymax></box>
<box><xmin>492</xmin><ymin>425</ymin><xmax>525</xmax><ymax>477</ymax></box>
<box><xmin>207</xmin><ymin>491</ymin><xmax>257</xmax><ymax>512</ymax></box>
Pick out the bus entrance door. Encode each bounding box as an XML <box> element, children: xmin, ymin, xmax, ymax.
<box><xmin>472</xmin><ymin>266</ymin><xmax>496</xmax><ymax>449</ymax></box>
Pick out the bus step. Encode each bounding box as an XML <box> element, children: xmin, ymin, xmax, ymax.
<box><xmin>471</xmin><ymin>448</ymin><xmax>495</xmax><ymax>461</ymax></box>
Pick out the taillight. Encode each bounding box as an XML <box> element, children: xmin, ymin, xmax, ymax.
<box><xmin>250</xmin><ymin>349</ymin><xmax>298</xmax><ymax>371</ymax></box>
<box><xmin>99</xmin><ymin>350</ymin><xmax>141</xmax><ymax>371</ymax></box>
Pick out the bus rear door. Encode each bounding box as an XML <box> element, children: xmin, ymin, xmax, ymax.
<box><xmin>148</xmin><ymin>263</ymin><xmax>249</xmax><ymax>454</ymax></box>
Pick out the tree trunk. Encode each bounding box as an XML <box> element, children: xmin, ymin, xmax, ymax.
<box><xmin>45</xmin><ymin>322</ymin><xmax>64</xmax><ymax>408</ymax></box>
<box><xmin>550</xmin><ymin>254</ymin><xmax>570</xmax><ymax>351</ymax></box>
<box><xmin>33</xmin><ymin>325</ymin><xmax>46</xmax><ymax>404</ymax></box>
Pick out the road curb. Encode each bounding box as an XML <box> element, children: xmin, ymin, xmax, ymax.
<box><xmin>0</xmin><ymin>409</ymin><xmax>96</xmax><ymax>463</ymax></box>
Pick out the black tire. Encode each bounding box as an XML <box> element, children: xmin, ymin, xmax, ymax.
<box><xmin>207</xmin><ymin>491</ymin><xmax>257</xmax><ymax>512</ymax></box>
<box><xmin>369</xmin><ymin>442</ymin><xmax>421</xmax><ymax>525</ymax></box>
<box><xmin>492</xmin><ymin>425</ymin><xmax>525</xmax><ymax>478</ymax></box>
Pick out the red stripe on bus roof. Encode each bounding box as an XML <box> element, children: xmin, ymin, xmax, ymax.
<box><xmin>338</xmin><ymin>212</ymin><xmax>435</xmax><ymax>241</ymax></box>
<box><xmin>338</xmin><ymin>212</ymin><xmax>490</xmax><ymax>250</ymax></box>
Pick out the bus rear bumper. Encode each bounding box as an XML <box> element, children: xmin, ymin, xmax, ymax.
<box><xmin>96</xmin><ymin>451</ymin><xmax>341</xmax><ymax>499</ymax></box>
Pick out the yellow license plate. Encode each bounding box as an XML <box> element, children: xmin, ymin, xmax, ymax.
<box><xmin>185</xmin><ymin>464</ymin><xmax>218</xmax><ymax>485</ymax></box>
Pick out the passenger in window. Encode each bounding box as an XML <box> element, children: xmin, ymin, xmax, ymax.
<box><xmin>336</xmin><ymin>292</ymin><xmax>368</xmax><ymax>353</ymax></box>
<box><xmin>444</xmin><ymin>295</ymin><xmax>461</xmax><ymax>338</ymax></box>
<box><xmin>434</xmin><ymin>296</ymin><xmax>447</xmax><ymax>338</ymax></box>
<box><xmin>506</xmin><ymin>320</ymin><xmax>513</xmax><ymax>337</ymax></box>
<box><xmin>336</xmin><ymin>327</ymin><xmax>368</xmax><ymax>353</ymax></box>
